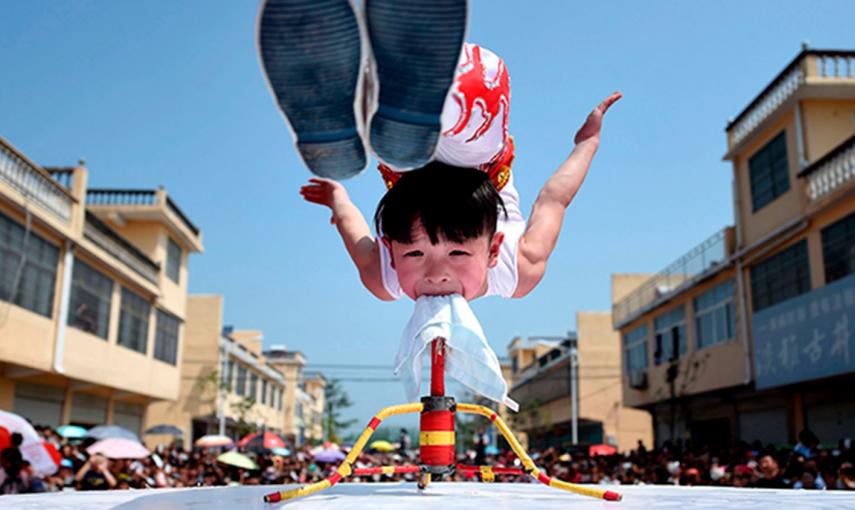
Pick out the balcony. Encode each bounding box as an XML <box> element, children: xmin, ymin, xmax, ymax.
<box><xmin>800</xmin><ymin>133</ymin><xmax>855</xmax><ymax>203</ymax></box>
<box><xmin>86</xmin><ymin>188</ymin><xmax>203</xmax><ymax>251</ymax></box>
<box><xmin>0</xmin><ymin>137</ymin><xmax>75</xmax><ymax>223</ymax></box>
<box><xmin>83</xmin><ymin>212</ymin><xmax>160</xmax><ymax>284</ymax></box>
<box><xmin>726</xmin><ymin>49</ymin><xmax>855</xmax><ymax>152</ymax></box>
<box><xmin>613</xmin><ymin>227</ymin><xmax>734</xmax><ymax>328</ymax></box>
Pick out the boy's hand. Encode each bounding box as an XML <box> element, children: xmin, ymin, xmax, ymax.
<box><xmin>574</xmin><ymin>91</ymin><xmax>622</xmax><ymax>145</ymax></box>
<box><xmin>300</xmin><ymin>178</ymin><xmax>349</xmax><ymax>224</ymax></box>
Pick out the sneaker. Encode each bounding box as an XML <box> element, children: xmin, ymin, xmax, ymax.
<box><xmin>257</xmin><ymin>0</ymin><xmax>368</xmax><ymax>179</ymax></box>
<box><xmin>363</xmin><ymin>0</ymin><xmax>468</xmax><ymax>170</ymax></box>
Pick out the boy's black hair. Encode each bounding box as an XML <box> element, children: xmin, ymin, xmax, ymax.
<box><xmin>374</xmin><ymin>162</ymin><xmax>506</xmax><ymax>245</ymax></box>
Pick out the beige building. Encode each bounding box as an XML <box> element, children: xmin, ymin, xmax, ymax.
<box><xmin>613</xmin><ymin>47</ymin><xmax>855</xmax><ymax>448</ymax></box>
<box><xmin>145</xmin><ymin>295</ymin><xmax>288</xmax><ymax>447</ymax></box>
<box><xmin>0</xmin><ymin>136</ymin><xmax>202</xmax><ymax>435</ymax></box>
<box><xmin>507</xmin><ymin>307</ymin><xmax>653</xmax><ymax>452</ymax></box>
<box><xmin>263</xmin><ymin>348</ymin><xmax>326</xmax><ymax>445</ymax></box>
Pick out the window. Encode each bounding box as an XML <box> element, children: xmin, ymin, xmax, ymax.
<box><xmin>166</xmin><ymin>237</ymin><xmax>182</xmax><ymax>283</ymax></box>
<box><xmin>249</xmin><ymin>372</ymin><xmax>258</xmax><ymax>401</ymax></box>
<box><xmin>223</xmin><ymin>359</ymin><xmax>235</xmax><ymax>391</ymax></box>
<box><xmin>623</xmin><ymin>325</ymin><xmax>648</xmax><ymax>372</ymax></box>
<box><xmin>277</xmin><ymin>387</ymin><xmax>283</xmax><ymax>410</ymax></box>
<box><xmin>262</xmin><ymin>380</ymin><xmax>268</xmax><ymax>406</ymax></box>
<box><xmin>68</xmin><ymin>259</ymin><xmax>113</xmax><ymax>339</ymax></box>
<box><xmin>751</xmin><ymin>240</ymin><xmax>810</xmax><ymax>312</ymax></box>
<box><xmin>654</xmin><ymin>306</ymin><xmax>686</xmax><ymax>364</ymax></box>
<box><xmin>694</xmin><ymin>280</ymin><xmax>736</xmax><ymax>350</ymax></box>
<box><xmin>822</xmin><ymin>211</ymin><xmax>855</xmax><ymax>284</ymax></box>
<box><xmin>154</xmin><ymin>309</ymin><xmax>181</xmax><ymax>365</ymax></box>
<box><xmin>0</xmin><ymin>211</ymin><xmax>59</xmax><ymax>317</ymax></box>
<box><xmin>118</xmin><ymin>287</ymin><xmax>150</xmax><ymax>353</ymax></box>
<box><xmin>236</xmin><ymin>365</ymin><xmax>247</xmax><ymax>396</ymax></box>
<box><xmin>749</xmin><ymin>131</ymin><xmax>790</xmax><ymax>212</ymax></box>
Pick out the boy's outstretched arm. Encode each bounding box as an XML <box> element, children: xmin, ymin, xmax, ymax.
<box><xmin>300</xmin><ymin>178</ymin><xmax>395</xmax><ymax>301</ymax></box>
<box><xmin>513</xmin><ymin>92</ymin><xmax>622</xmax><ymax>298</ymax></box>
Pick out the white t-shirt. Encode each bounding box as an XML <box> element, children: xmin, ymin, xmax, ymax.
<box><xmin>378</xmin><ymin>174</ymin><xmax>526</xmax><ymax>300</ymax></box>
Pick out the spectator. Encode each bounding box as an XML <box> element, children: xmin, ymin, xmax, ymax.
<box><xmin>755</xmin><ymin>455</ymin><xmax>789</xmax><ymax>489</ymax></box>
<box><xmin>0</xmin><ymin>433</ymin><xmax>27</xmax><ymax>495</ymax></box>
<box><xmin>75</xmin><ymin>454</ymin><xmax>117</xmax><ymax>490</ymax></box>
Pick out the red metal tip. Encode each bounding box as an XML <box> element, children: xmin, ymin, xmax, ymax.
<box><xmin>264</xmin><ymin>492</ymin><xmax>282</xmax><ymax>503</ymax></box>
<box><xmin>603</xmin><ymin>490</ymin><xmax>622</xmax><ymax>501</ymax></box>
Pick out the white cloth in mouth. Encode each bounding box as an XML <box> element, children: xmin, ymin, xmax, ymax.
<box><xmin>393</xmin><ymin>294</ymin><xmax>519</xmax><ymax>412</ymax></box>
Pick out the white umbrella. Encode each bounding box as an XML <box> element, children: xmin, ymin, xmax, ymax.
<box><xmin>0</xmin><ymin>410</ymin><xmax>59</xmax><ymax>477</ymax></box>
<box><xmin>87</xmin><ymin>438</ymin><xmax>150</xmax><ymax>459</ymax></box>
<box><xmin>195</xmin><ymin>434</ymin><xmax>234</xmax><ymax>448</ymax></box>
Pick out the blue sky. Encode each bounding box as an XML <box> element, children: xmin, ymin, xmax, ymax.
<box><xmin>3</xmin><ymin>0</ymin><xmax>854</xmax><ymax>432</ymax></box>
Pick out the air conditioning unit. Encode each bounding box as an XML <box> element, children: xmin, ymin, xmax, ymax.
<box><xmin>628</xmin><ymin>369</ymin><xmax>648</xmax><ymax>390</ymax></box>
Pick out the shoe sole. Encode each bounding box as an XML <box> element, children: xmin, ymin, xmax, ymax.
<box><xmin>365</xmin><ymin>0</ymin><xmax>467</xmax><ymax>170</ymax></box>
<box><xmin>257</xmin><ymin>0</ymin><xmax>366</xmax><ymax>179</ymax></box>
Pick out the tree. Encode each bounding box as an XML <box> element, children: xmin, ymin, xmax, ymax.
<box><xmin>324</xmin><ymin>379</ymin><xmax>357</xmax><ymax>443</ymax></box>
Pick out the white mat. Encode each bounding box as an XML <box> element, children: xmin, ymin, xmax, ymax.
<box><xmin>1</xmin><ymin>482</ymin><xmax>854</xmax><ymax>510</ymax></box>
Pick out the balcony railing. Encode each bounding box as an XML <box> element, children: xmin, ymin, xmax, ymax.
<box><xmin>83</xmin><ymin>212</ymin><xmax>160</xmax><ymax>284</ymax></box>
<box><xmin>45</xmin><ymin>167</ymin><xmax>75</xmax><ymax>191</ymax></box>
<box><xmin>613</xmin><ymin>228</ymin><xmax>731</xmax><ymax>328</ymax></box>
<box><xmin>727</xmin><ymin>50</ymin><xmax>855</xmax><ymax>148</ymax></box>
<box><xmin>86</xmin><ymin>189</ymin><xmax>157</xmax><ymax>206</ymax></box>
<box><xmin>801</xmin><ymin>133</ymin><xmax>855</xmax><ymax>203</ymax></box>
<box><xmin>87</xmin><ymin>188</ymin><xmax>200</xmax><ymax>237</ymax></box>
<box><xmin>0</xmin><ymin>138</ymin><xmax>74</xmax><ymax>223</ymax></box>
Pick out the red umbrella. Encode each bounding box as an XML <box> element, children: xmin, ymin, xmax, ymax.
<box><xmin>589</xmin><ymin>444</ymin><xmax>617</xmax><ymax>457</ymax></box>
<box><xmin>238</xmin><ymin>431</ymin><xmax>286</xmax><ymax>450</ymax></box>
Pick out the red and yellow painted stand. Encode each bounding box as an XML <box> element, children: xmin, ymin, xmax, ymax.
<box><xmin>264</xmin><ymin>338</ymin><xmax>622</xmax><ymax>503</ymax></box>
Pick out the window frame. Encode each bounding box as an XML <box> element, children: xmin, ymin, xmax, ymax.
<box><xmin>117</xmin><ymin>287</ymin><xmax>151</xmax><ymax>354</ymax></box>
<box><xmin>67</xmin><ymin>259</ymin><xmax>113</xmax><ymax>339</ymax></box>
<box><xmin>154</xmin><ymin>309</ymin><xmax>181</xmax><ymax>365</ymax></box>
<box><xmin>693</xmin><ymin>280</ymin><xmax>736</xmax><ymax>350</ymax></box>
<box><xmin>165</xmin><ymin>237</ymin><xmax>182</xmax><ymax>284</ymax></box>
<box><xmin>0</xmin><ymin>211</ymin><xmax>60</xmax><ymax>318</ymax></box>
<box><xmin>653</xmin><ymin>306</ymin><xmax>687</xmax><ymax>365</ymax></box>
<box><xmin>623</xmin><ymin>324</ymin><xmax>649</xmax><ymax>372</ymax></box>
<box><xmin>821</xmin><ymin>211</ymin><xmax>855</xmax><ymax>285</ymax></box>
<box><xmin>750</xmin><ymin>240</ymin><xmax>810</xmax><ymax>312</ymax></box>
<box><xmin>749</xmin><ymin>130</ymin><xmax>790</xmax><ymax>212</ymax></box>
<box><xmin>236</xmin><ymin>365</ymin><xmax>247</xmax><ymax>396</ymax></box>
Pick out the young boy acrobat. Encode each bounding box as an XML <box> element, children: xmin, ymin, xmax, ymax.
<box><xmin>259</xmin><ymin>0</ymin><xmax>621</xmax><ymax>303</ymax></box>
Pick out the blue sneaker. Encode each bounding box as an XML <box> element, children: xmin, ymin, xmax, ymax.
<box><xmin>257</xmin><ymin>0</ymin><xmax>367</xmax><ymax>179</ymax></box>
<box><xmin>364</xmin><ymin>0</ymin><xmax>468</xmax><ymax>170</ymax></box>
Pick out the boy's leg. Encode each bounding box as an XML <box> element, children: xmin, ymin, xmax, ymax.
<box><xmin>364</xmin><ymin>0</ymin><xmax>467</xmax><ymax>171</ymax></box>
<box><xmin>258</xmin><ymin>0</ymin><xmax>367</xmax><ymax>179</ymax></box>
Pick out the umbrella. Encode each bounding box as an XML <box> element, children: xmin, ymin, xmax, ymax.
<box><xmin>56</xmin><ymin>425</ymin><xmax>88</xmax><ymax>439</ymax></box>
<box><xmin>217</xmin><ymin>451</ymin><xmax>259</xmax><ymax>470</ymax></box>
<box><xmin>310</xmin><ymin>441</ymin><xmax>339</xmax><ymax>455</ymax></box>
<box><xmin>313</xmin><ymin>449</ymin><xmax>346</xmax><ymax>463</ymax></box>
<box><xmin>144</xmin><ymin>424</ymin><xmax>183</xmax><ymax>436</ymax></box>
<box><xmin>0</xmin><ymin>410</ymin><xmax>61</xmax><ymax>477</ymax></box>
<box><xmin>369</xmin><ymin>440</ymin><xmax>395</xmax><ymax>452</ymax></box>
<box><xmin>589</xmin><ymin>444</ymin><xmax>617</xmax><ymax>457</ymax></box>
<box><xmin>85</xmin><ymin>425</ymin><xmax>140</xmax><ymax>442</ymax></box>
<box><xmin>195</xmin><ymin>434</ymin><xmax>234</xmax><ymax>448</ymax></box>
<box><xmin>271</xmin><ymin>447</ymin><xmax>291</xmax><ymax>456</ymax></box>
<box><xmin>238</xmin><ymin>431</ymin><xmax>286</xmax><ymax>450</ymax></box>
<box><xmin>87</xmin><ymin>438</ymin><xmax>150</xmax><ymax>459</ymax></box>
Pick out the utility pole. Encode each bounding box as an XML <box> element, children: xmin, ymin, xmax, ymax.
<box><xmin>528</xmin><ymin>333</ymin><xmax>579</xmax><ymax>445</ymax></box>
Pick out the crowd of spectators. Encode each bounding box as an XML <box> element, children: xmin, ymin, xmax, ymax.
<box><xmin>1</xmin><ymin>425</ymin><xmax>853</xmax><ymax>495</ymax></box>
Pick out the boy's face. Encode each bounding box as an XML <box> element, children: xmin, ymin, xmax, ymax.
<box><xmin>383</xmin><ymin>221</ymin><xmax>504</xmax><ymax>301</ymax></box>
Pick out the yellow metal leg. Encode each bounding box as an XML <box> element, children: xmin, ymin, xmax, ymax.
<box><xmin>264</xmin><ymin>402</ymin><xmax>423</xmax><ymax>503</ymax></box>
<box><xmin>457</xmin><ymin>404</ymin><xmax>622</xmax><ymax>502</ymax></box>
